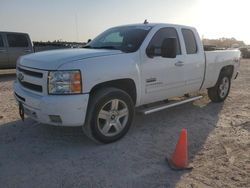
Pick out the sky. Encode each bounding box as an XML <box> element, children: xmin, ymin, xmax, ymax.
<box><xmin>1</xmin><ymin>0</ymin><xmax>250</xmax><ymax>44</ymax></box>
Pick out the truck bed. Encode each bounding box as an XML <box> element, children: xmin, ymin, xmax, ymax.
<box><xmin>202</xmin><ymin>50</ymin><xmax>241</xmax><ymax>89</ymax></box>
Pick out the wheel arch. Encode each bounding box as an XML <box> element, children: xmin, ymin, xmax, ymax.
<box><xmin>220</xmin><ymin>65</ymin><xmax>234</xmax><ymax>78</ymax></box>
<box><xmin>89</xmin><ymin>79</ymin><xmax>137</xmax><ymax>105</ymax></box>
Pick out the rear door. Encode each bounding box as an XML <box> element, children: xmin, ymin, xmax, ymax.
<box><xmin>180</xmin><ymin>28</ymin><xmax>205</xmax><ymax>93</ymax></box>
<box><xmin>0</xmin><ymin>33</ymin><xmax>9</xmax><ymax>68</ymax></box>
<box><xmin>6</xmin><ymin>33</ymin><xmax>33</xmax><ymax>68</ymax></box>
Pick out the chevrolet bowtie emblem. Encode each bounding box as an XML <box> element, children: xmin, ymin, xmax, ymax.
<box><xmin>18</xmin><ymin>72</ymin><xmax>24</xmax><ymax>82</ymax></box>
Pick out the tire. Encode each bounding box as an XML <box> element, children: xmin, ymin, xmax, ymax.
<box><xmin>207</xmin><ymin>73</ymin><xmax>231</xmax><ymax>103</ymax></box>
<box><xmin>83</xmin><ymin>87</ymin><xmax>135</xmax><ymax>143</ymax></box>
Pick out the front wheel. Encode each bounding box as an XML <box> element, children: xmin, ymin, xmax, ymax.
<box><xmin>83</xmin><ymin>88</ymin><xmax>134</xmax><ymax>143</ymax></box>
<box><xmin>208</xmin><ymin>74</ymin><xmax>231</xmax><ymax>102</ymax></box>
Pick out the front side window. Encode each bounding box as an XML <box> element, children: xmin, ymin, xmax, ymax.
<box><xmin>85</xmin><ymin>26</ymin><xmax>152</xmax><ymax>53</ymax></box>
<box><xmin>7</xmin><ymin>34</ymin><xmax>29</xmax><ymax>47</ymax></box>
<box><xmin>182</xmin><ymin>29</ymin><xmax>197</xmax><ymax>54</ymax></box>
<box><xmin>147</xmin><ymin>27</ymin><xmax>181</xmax><ymax>56</ymax></box>
<box><xmin>0</xmin><ymin>35</ymin><xmax>4</xmax><ymax>47</ymax></box>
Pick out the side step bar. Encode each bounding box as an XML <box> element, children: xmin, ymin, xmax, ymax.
<box><xmin>139</xmin><ymin>96</ymin><xmax>203</xmax><ymax>115</ymax></box>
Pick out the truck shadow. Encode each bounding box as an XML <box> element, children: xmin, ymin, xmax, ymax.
<box><xmin>0</xmin><ymin>100</ymin><xmax>223</xmax><ymax>188</ymax></box>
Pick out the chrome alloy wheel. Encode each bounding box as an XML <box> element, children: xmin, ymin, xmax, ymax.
<box><xmin>97</xmin><ymin>99</ymin><xmax>129</xmax><ymax>137</ymax></box>
<box><xmin>219</xmin><ymin>77</ymin><xmax>230</xmax><ymax>98</ymax></box>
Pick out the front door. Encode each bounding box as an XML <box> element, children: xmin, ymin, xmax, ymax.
<box><xmin>140</xmin><ymin>27</ymin><xmax>186</xmax><ymax>105</ymax></box>
<box><xmin>0</xmin><ymin>34</ymin><xmax>9</xmax><ymax>68</ymax></box>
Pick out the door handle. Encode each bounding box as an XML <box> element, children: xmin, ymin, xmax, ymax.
<box><xmin>24</xmin><ymin>49</ymin><xmax>32</xmax><ymax>53</ymax></box>
<box><xmin>175</xmin><ymin>61</ymin><xmax>184</xmax><ymax>67</ymax></box>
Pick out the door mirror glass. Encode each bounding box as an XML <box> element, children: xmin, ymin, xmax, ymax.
<box><xmin>161</xmin><ymin>38</ymin><xmax>177</xmax><ymax>58</ymax></box>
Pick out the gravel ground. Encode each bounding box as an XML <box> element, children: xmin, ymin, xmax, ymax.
<box><xmin>0</xmin><ymin>60</ymin><xmax>249</xmax><ymax>188</ymax></box>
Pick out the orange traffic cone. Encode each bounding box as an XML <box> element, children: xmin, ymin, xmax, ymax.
<box><xmin>166</xmin><ymin>129</ymin><xmax>193</xmax><ymax>170</ymax></box>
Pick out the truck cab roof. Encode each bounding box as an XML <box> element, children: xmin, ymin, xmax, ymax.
<box><xmin>114</xmin><ymin>23</ymin><xmax>196</xmax><ymax>30</ymax></box>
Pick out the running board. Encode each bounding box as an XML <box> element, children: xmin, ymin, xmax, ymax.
<box><xmin>139</xmin><ymin>96</ymin><xmax>203</xmax><ymax>115</ymax></box>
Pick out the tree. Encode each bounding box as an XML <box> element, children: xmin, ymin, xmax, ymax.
<box><xmin>202</xmin><ymin>38</ymin><xmax>245</xmax><ymax>48</ymax></box>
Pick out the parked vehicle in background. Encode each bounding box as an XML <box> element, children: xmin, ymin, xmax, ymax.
<box><xmin>240</xmin><ymin>47</ymin><xmax>250</xmax><ymax>58</ymax></box>
<box><xmin>33</xmin><ymin>41</ymin><xmax>86</xmax><ymax>52</ymax></box>
<box><xmin>14</xmin><ymin>23</ymin><xmax>241</xmax><ymax>143</ymax></box>
<box><xmin>0</xmin><ymin>32</ymin><xmax>33</xmax><ymax>69</ymax></box>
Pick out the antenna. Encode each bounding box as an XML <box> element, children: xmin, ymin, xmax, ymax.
<box><xmin>144</xmin><ymin>19</ymin><xmax>148</xmax><ymax>24</ymax></box>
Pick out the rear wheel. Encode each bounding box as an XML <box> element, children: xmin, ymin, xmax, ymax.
<box><xmin>83</xmin><ymin>88</ymin><xmax>134</xmax><ymax>143</ymax></box>
<box><xmin>208</xmin><ymin>74</ymin><xmax>231</xmax><ymax>102</ymax></box>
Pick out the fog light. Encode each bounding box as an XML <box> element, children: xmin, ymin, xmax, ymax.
<box><xmin>49</xmin><ymin>115</ymin><xmax>62</xmax><ymax>123</ymax></box>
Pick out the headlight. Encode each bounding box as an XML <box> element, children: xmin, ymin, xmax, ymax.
<box><xmin>48</xmin><ymin>70</ymin><xmax>82</xmax><ymax>95</ymax></box>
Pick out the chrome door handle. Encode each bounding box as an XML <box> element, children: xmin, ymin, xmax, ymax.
<box><xmin>175</xmin><ymin>61</ymin><xmax>184</xmax><ymax>67</ymax></box>
<box><xmin>24</xmin><ymin>49</ymin><xmax>32</xmax><ymax>53</ymax></box>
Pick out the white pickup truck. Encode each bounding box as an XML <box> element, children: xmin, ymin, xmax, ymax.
<box><xmin>14</xmin><ymin>23</ymin><xmax>240</xmax><ymax>143</ymax></box>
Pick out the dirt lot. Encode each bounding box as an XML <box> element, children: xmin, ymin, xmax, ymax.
<box><xmin>0</xmin><ymin>60</ymin><xmax>249</xmax><ymax>188</ymax></box>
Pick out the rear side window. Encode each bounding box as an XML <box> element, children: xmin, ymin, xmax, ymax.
<box><xmin>7</xmin><ymin>34</ymin><xmax>28</xmax><ymax>47</ymax></box>
<box><xmin>148</xmin><ymin>27</ymin><xmax>181</xmax><ymax>55</ymax></box>
<box><xmin>182</xmin><ymin>29</ymin><xmax>197</xmax><ymax>54</ymax></box>
<box><xmin>0</xmin><ymin>35</ymin><xmax>4</xmax><ymax>47</ymax></box>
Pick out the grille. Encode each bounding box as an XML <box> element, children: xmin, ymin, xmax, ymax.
<box><xmin>19</xmin><ymin>81</ymin><xmax>43</xmax><ymax>92</ymax></box>
<box><xmin>17</xmin><ymin>66</ymin><xmax>46</xmax><ymax>94</ymax></box>
<box><xmin>17</xmin><ymin>67</ymin><xmax>43</xmax><ymax>78</ymax></box>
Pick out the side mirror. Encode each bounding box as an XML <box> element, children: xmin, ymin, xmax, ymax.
<box><xmin>87</xmin><ymin>39</ymin><xmax>92</xmax><ymax>43</ymax></box>
<box><xmin>161</xmin><ymin>38</ymin><xmax>177</xmax><ymax>58</ymax></box>
<box><xmin>146</xmin><ymin>45</ymin><xmax>155</xmax><ymax>58</ymax></box>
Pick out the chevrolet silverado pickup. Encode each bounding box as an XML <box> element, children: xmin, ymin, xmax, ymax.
<box><xmin>14</xmin><ymin>23</ymin><xmax>240</xmax><ymax>143</ymax></box>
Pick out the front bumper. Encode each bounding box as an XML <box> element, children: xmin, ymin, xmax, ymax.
<box><xmin>14</xmin><ymin>81</ymin><xmax>89</xmax><ymax>126</ymax></box>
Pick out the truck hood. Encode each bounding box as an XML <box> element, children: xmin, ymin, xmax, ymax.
<box><xmin>19</xmin><ymin>48</ymin><xmax>123</xmax><ymax>70</ymax></box>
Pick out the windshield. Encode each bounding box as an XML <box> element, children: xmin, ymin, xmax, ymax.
<box><xmin>84</xmin><ymin>26</ymin><xmax>152</xmax><ymax>53</ymax></box>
